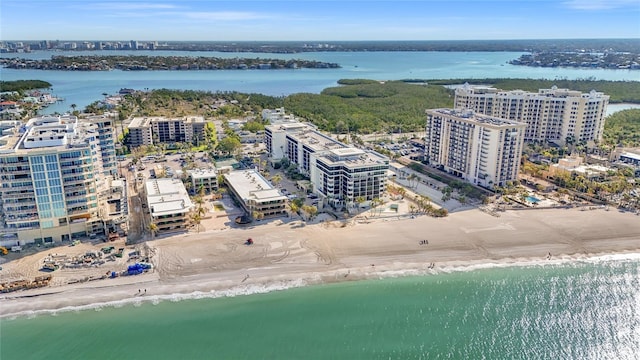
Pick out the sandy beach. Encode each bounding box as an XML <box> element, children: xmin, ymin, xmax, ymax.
<box><xmin>2</xmin><ymin>207</ymin><xmax>640</xmax><ymax>318</ymax></box>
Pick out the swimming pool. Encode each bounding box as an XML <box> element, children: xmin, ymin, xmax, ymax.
<box><xmin>526</xmin><ymin>196</ymin><xmax>541</xmax><ymax>203</ymax></box>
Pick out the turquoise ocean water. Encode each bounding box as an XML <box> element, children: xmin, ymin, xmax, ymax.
<box><xmin>2</xmin><ymin>258</ymin><xmax>639</xmax><ymax>359</ymax></box>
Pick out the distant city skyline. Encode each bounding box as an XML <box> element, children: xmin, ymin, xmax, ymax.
<box><xmin>1</xmin><ymin>0</ymin><xmax>639</xmax><ymax>41</ymax></box>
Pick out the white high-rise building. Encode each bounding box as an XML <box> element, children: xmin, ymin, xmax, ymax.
<box><xmin>425</xmin><ymin>109</ymin><xmax>526</xmax><ymax>188</ymax></box>
<box><xmin>0</xmin><ymin>115</ymin><xmax>118</xmax><ymax>245</ymax></box>
<box><xmin>454</xmin><ymin>84</ymin><xmax>609</xmax><ymax>144</ymax></box>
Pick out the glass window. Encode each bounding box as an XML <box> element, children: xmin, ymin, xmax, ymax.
<box><xmin>41</xmin><ymin>220</ymin><xmax>54</xmax><ymax>229</ymax></box>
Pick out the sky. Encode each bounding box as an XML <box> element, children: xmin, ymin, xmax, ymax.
<box><xmin>1</xmin><ymin>0</ymin><xmax>639</xmax><ymax>41</ymax></box>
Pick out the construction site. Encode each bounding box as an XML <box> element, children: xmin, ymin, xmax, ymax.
<box><xmin>0</xmin><ymin>239</ymin><xmax>156</xmax><ymax>294</ymax></box>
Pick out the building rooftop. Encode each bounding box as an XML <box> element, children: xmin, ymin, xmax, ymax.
<box><xmin>262</xmin><ymin>107</ymin><xmax>300</xmax><ymax>124</ymax></box>
<box><xmin>319</xmin><ymin>147</ymin><xmax>388</xmax><ymax>167</ymax></box>
<box><xmin>145</xmin><ymin>178</ymin><xmax>194</xmax><ymax>217</ymax></box>
<box><xmin>0</xmin><ymin>115</ymin><xmax>105</xmax><ymax>153</ymax></box>
<box><xmin>130</xmin><ymin>116</ymin><xmax>204</xmax><ymax>130</ymax></box>
<box><xmin>267</xmin><ymin>122</ymin><xmax>344</xmax><ymax>153</ymax></box>
<box><xmin>428</xmin><ymin>108</ymin><xmax>526</xmax><ymax>128</ymax></box>
<box><xmin>621</xmin><ymin>152</ymin><xmax>640</xmax><ymax>161</ymax></box>
<box><xmin>294</xmin><ymin>128</ymin><xmax>346</xmax><ymax>152</ymax></box>
<box><xmin>224</xmin><ymin>170</ymin><xmax>286</xmax><ymax>203</ymax></box>
<box><xmin>187</xmin><ymin>168</ymin><xmax>218</xmax><ymax>179</ymax></box>
<box><xmin>267</xmin><ymin>122</ymin><xmax>309</xmax><ymax>132</ymax></box>
<box><xmin>128</xmin><ymin>117</ymin><xmax>153</xmax><ymax>129</ymax></box>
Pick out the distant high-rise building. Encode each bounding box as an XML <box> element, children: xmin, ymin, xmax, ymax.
<box><xmin>425</xmin><ymin>108</ymin><xmax>526</xmax><ymax>188</ymax></box>
<box><xmin>454</xmin><ymin>84</ymin><xmax>609</xmax><ymax>144</ymax></box>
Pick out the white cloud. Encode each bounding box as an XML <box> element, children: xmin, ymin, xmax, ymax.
<box><xmin>81</xmin><ymin>2</ymin><xmax>180</xmax><ymax>10</ymax></box>
<box><xmin>563</xmin><ymin>0</ymin><xmax>640</xmax><ymax>10</ymax></box>
<box><xmin>181</xmin><ymin>11</ymin><xmax>273</xmax><ymax>21</ymax></box>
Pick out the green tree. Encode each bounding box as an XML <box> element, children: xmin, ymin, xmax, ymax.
<box><xmin>216</xmin><ymin>136</ymin><xmax>242</xmax><ymax>155</ymax></box>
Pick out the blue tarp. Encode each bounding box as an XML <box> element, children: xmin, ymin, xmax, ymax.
<box><xmin>127</xmin><ymin>263</ymin><xmax>145</xmax><ymax>275</ymax></box>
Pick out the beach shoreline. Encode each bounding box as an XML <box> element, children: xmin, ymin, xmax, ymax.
<box><xmin>2</xmin><ymin>207</ymin><xmax>640</xmax><ymax>318</ymax></box>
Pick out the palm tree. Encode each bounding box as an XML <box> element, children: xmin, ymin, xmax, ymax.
<box><xmin>70</xmin><ymin>103</ymin><xmax>77</xmax><ymax>114</ymax></box>
<box><xmin>371</xmin><ymin>198</ymin><xmax>383</xmax><ymax>217</ymax></box>
<box><xmin>191</xmin><ymin>213</ymin><xmax>202</xmax><ymax>233</ymax></box>
<box><xmin>306</xmin><ymin>205</ymin><xmax>317</xmax><ymax>220</ymax></box>
<box><xmin>148</xmin><ymin>223</ymin><xmax>158</xmax><ymax>239</ymax></box>
<box><xmin>271</xmin><ymin>174</ymin><xmax>283</xmax><ymax>187</ymax></box>
<box><xmin>289</xmin><ymin>202</ymin><xmax>299</xmax><ymax>217</ymax></box>
<box><xmin>193</xmin><ymin>194</ymin><xmax>205</xmax><ymax>215</ymax></box>
<box><xmin>252</xmin><ymin>211</ymin><xmax>264</xmax><ymax>221</ymax></box>
<box><xmin>355</xmin><ymin>196</ymin><xmax>366</xmax><ymax>210</ymax></box>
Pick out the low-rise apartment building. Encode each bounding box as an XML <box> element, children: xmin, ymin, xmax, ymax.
<box><xmin>223</xmin><ymin>170</ymin><xmax>286</xmax><ymax>218</ymax></box>
<box><xmin>143</xmin><ymin>178</ymin><xmax>194</xmax><ymax>234</ymax></box>
<box><xmin>187</xmin><ymin>168</ymin><xmax>218</xmax><ymax>194</ymax></box>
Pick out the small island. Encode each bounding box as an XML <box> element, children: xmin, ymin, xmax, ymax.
<box><xmin>0</xmin><ymin>55</ymin><xmax>340</xmax><ymax>71</ymax></box>
<box><xmin>508</xmin><ymin>51</ymin><xmax>640</xmax><ymax>70</ymax></box>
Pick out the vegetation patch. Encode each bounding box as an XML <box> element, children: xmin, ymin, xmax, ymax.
<box><xmin>602</xmin><ymin>109</ymin><xmax>640</xmax><ymax>147</ymax></box>
<box><xmin>0</xmin><ymin>80</ymin><xmax>52</xmax><ymax>92</ymax></box>
<box><xmin>285</xmin><ymin>80</ymin><xmax>454</xmax><ymax>133</ymax></box>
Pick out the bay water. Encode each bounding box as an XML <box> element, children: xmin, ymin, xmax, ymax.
<box><xmin>1</xmin><ymin>50</ymin><xmax>638</xmax><ymax>115</ymax></box>
<box><xmin>2</xmin><ymin>257</ymin><xmax>639</xmax><ymax>359</ymax></box>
